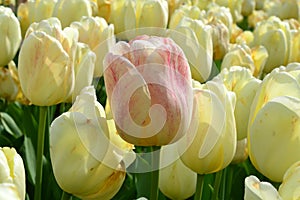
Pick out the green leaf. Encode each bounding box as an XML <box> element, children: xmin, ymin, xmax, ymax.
<box><xmin>23</xmin><ymin>136</ymin><xmax>36</xmax><ymax>185</ymax></box>
<box><xmin>0</xmin><ymin>112</ymin><xmax>23</xmax><ymax>138</ymax></box>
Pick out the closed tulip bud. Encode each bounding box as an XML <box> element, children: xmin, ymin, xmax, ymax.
<box><xmin>71</xmin><ymin>16</ymin><xmax>115</xmax><ymax>77</ymax></box>
<box><xmin>288</xmin><ymin>30</ymin><xmax>300</xmax><ymax>63</ymax></box>
<box><xmin>231</xmin><ymin>138</ymin><xmax>248</xmax><ymax>164</ymax></box>
<box><xmin>18</xmin><ymin>18</ymin><xmax>77</xmax><ymax>106</ymax></box>
<box><xmin>110</xmin><ymin>0</ymin><xmax>168</xmax><ymax>40</ymax></box>
<box><xmin>278</xmin><ymin>161</ymin><xmax>300</xmax><ymax>200</ymax></box>
<box><xmin>242</xmin><ymin>0</ymin><xmax>255</xmax><ymax>16</ymax></box>
<box><xmin>168</xmin><ymin>4</ymin><xmax>203</xmax><ymax>29</ymax></box>
<box><xmin>169</xmin><ymin>17</ymin><xmax>213</xmax><ymax>82</ymax></box>
<box><xmin>252</xmin><ymin>16</ymin><xmax>291</xmax><ymax>73</ymax></box>
<box><xmin>0</xmin><ymin>61</ymin><xmax>19</xmax><ymax>101</ymax></box>
<box><xmin>244</xmin><ymin>176</ymin><xmax>281</xmax><ymax>200</ymax></box>
<box><xmin>0</xmin><ymin>6</ymin><xmax>21</xmax><ymax>67</ymax></box>
<box><xmin>255</xmin><ymin>0</ymin><xmax>266</xmax><ymax>10</ymax></box>
<box><xmin>248</xmin><ymin>63</ymin><xmax>300</xmax><ymax>182</ymax></box>
<box><xmin>247</xmin><ymin>10</ymin><xmax>268</xmax><ymax>28</ymax></box>
<box><xmin>53</xmin><ymin>0</ymin><xmax>93</xmax><ymax>28</ymax></box>
<box><xmin>68</xmin><ymin>43</ymin><xmax>95</xmax><ymax>102</ymax></box>
<box><xmin>264</xmin><ymin>0</ymin><xmax>300</xmax><ymax>20</ymax></box>
<box><xmin>179</xmin><ymin>81</ymin><xmax>236</xmax><ymax>174</ymax></box>
<box><xmin>215</xmin><ymin>0</ymin><xmax>243</xmax><ymax>22</ymax></box>
<box><xmin>97</xmin><ymin>0</ymin><xmax>111</xmax><ymax>21</ymax></box>
<box><xmin>17</xmin><ymin>0</ymin><xmax>56</xmax><ymax>37</ymax></box>
<box><xmin>159</xmin><ymin>144</ymin><xmax>196</xmax><ymax>199</ymax></box>
<box><xmin>0</xmin><ymin>147</ymin><xmax>25</xmax><ymax>200</ymax></box>
<box><xmin>50</xmin><ymin>86</ymin><xmax>134</xmax><ymax>200</ymax></box>
<box><xmin>167</xmin><ymin>0</ymin><xmax>192</xmax><ymax>16</ymax></box>
<box><xmin>104</xmin><ymin>35</ymin><xmax>193</xmax><ymax>146</ymax></box>
<box><xmin>214</xmin><ymin>66</ymin><xmax>261</xmax><ymax>140</ymax></box>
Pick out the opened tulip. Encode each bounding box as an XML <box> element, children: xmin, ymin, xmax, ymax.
<box><xmin>110</xmin><ymin>0</ymin><xmax>168</xmax><ymax>40</ymax></box>
<box><xmin>71</xmin><ymin>16</ymin><xmax>115</xmax><ymax>77</ymax></box>
<box><xmin>18</xmin><ymin>17</ymin><xmax>77</xmax><ymax>106</ymax></box>
<box><xmin>179</xmin><ymin>81</ymin><xmax>236</xmax><ymax>174</ymax></box>
<box><xmin>0</xmin><ymin>6</ymin><xmax>21</xmax><ymax>67</ymax></box>
<box><xmin>278</xmin><ymin>161</ymin><xmax>300</xmax><ymax>200</ymax></box>
<box><xmin>0</xmin><ymin>147</ymin><xmax>25</xmax><ymax>200</ymax></box>
<box><xmin>169</xmin><ymin>17</ymin><xmax>213</xmax><ymax>82</ymax></box>
<box><xmin>244</xmin><ymin>176</ymin><xmax>281</xmax><ymax>200</ymax></box>
<box><xmin>264</xmin><ymin>0</ymin><xmax>300</xmax><ymax>20</ymax></box>
<box><xmin>214</xmin><ymin>66</ymin><xmax>261</xmax><ymax>140</ymax></box>
<box><xmin>247</xmin><ymin>10</ymin><xmax>268</xmax><ymax>28</ymax></box>
<box><xmin>17</xmin><ymin>0</ymin><xmax>56</xmax><ymax>37</ymax></box>
<box><xmin>104</xmin><ymin>35</ymin><xmax>193</xmax><ymax>146</ymax></box>
<box><xmin>215</xmin><ymin>0</ymin><xmax>243</xmax><ymax>22</ymax></box>
<box><xmin>159</xmin><ymin>144</ymin><xmax>196</xmax><ymax>199</ymax></box>
<box><xmin>53</xmin><ymin>0</ymin><xmax>95</xmax><ymax>28</ymax></box>
<box><xmin>50</xmin><ymin>86</ymin><xmax>134</xmax><ymax>200</ymax></box>
<box><xmin>248</xmin><ymin>63</ymin><xmax>300</xmax><ymax>182</ymax></box>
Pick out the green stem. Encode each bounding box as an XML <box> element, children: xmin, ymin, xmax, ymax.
<box><xmin>194</xmin><ymin>174</ymin><xmax>205</xmax><ymax>200</ymax></box>
<box><xmin>34</xmin><ymin>106</ymin><xmax>47</xmax><ymax>200</ymax></box>
<box><xmin>212</xmin><ymin>170</ymin><xmax>223</xmax><ymax>200</ymax></box>
<box><xmin>149</xmin><ymin>146</ymin><xmax>160</xmax><ymax>200</ymax></box>
<box><xmin>226</xmin><ymin>165</ymin><xmax>233</xmax><ymax>199</ymax></box>
<box><xmin>61</xmin><ymin>191</ymin><xmax>72</xmax><ymax>200</ymax></box>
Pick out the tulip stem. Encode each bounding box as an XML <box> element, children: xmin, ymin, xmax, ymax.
<box><xmin>34</xmin><ymin>106</ymin><xmax>47</xmax><ymax>200</ymax></box>
<box><xmin>212</xmin><ymin>170</ymin><xmax>223</xmax><ymax>200</ymax></box>
<box><xmin>194</xmin><ymin>174</ymin><xmax>205</xmax><ymax>200</ymax></box>
<box><xmin>61</xmin><ymin>191</ymin><xmax>72</xmax><ymax>200</ymax></box>
<box><xmin>150</xmin><ymin>146</ymin><xmax>160</xmax><ymax>200</ymax></box>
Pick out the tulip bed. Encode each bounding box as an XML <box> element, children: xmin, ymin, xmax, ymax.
<box><xmin>1</xmin><ymin>0</ymin><xmax>300</xmax><ymax>200</ymax></box>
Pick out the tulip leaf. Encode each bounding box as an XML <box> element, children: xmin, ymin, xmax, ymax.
<box><xmin>0</xmin><ymin>112</ymin><xmax>23</xmax><ymax>138</ymax></box>
<box><xmin>23</xmin><ymin>135</ymin><xmax>36</xmax><ymax>185</ymax></box>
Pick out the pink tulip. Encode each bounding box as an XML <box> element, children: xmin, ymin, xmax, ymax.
<box><xmin>103</xmin><ymin>35</ymin><xmax>193</xmax><ymax>146</ymax></box>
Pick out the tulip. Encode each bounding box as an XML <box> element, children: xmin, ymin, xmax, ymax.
<box><xmin>110</xmin><ymin>0</ymin><xmax>168</xmax><ymax>40</ymax></box>
<box><xmin>0</xmin><ymin>61</ymin><xmax>19</xmax><ymax>101</ymax></box>
<box><xmin>168</xmin><ymin>4</ymin><xmax>203</xmax><ymax>29</ymax></box>
<box><xmin>0</xmin><ymin>6</ymin><xmax>21</xmax><ymax>67</ymax></box>
<box><xmin>215</xmin><ymin>0</ymin><xmax>243</xmax><ymax>22</ymax></box>
<box><xmin>264</xmin><ymin>0</ymin><xmax>300</xmax><ymax>20</ymax></box>
<box><xmin>159</xmin><ymin>144</ymin><xmax>196</xmax><ymax>200</ymax></box>
<box><xmin>168</xmin><ymin>17</ymin><xmax>213</xmax><ymax>82</ymax></box>
<box><xmin>231</xmin><ymin>138</ymin><xmax>248</xmax><ymax>164</ymax></box>
<box><xmin>0</xmin><ymin>147</ymin><xmax>25</xmax><ymax>200</ymax></box>
<box><xmin>278</xmin><ymin>161</ymin><xmax>300</xmax><ymax>200</ymax></box>
<box><xmin>247</xmin><ymin>10</ymin><xmax>268</xmax><ymax>28</ymax></box>
<box><xmin>167</xmin><ymin>0</ymin><xmax>192</xmax><ymax>17</ymax></box>
<box><xmin>255</xmin><ymin>0</ymin><xmax>266</xmax><ymax>10</ymax></box>
<box><xmin>18</xmin><ymin>17</ymin><xmax>77</xmax><ymax>106</ymax></box>
<box><xmin>50</xmin><ymin>86</ymin><xmax>134</xmax><ymax>200</ymax></box>
<box><xmin>221</xmin><ymin>44</ymin><xmax>268</xmax><ymax>78</ymax></box>
<box><xmin>17</xmin><ymin>0</ymin><xmax>56</xmax><ymax>37</ymax></box>
<box><xmin>248</xmin><ymin>63</ymin><xmax>300</xmax><ymax>182</ymax></box>
<box><xmin>67</xmin><ymin>42</ymin><xmax>96</xmax><ymax>102</ymax></box>
<box><xmin>241</xmin><ymin>0</ymin><xmax>255</xmax><ymax>16</ymax></box>
<box><xmin>244</xmin><ymin>176</ymin><xmax>281</xmax><ymax>200</ymax></box>
<box><xmin>96</xmin><ymin>0</ymin><xmax>111</xmax><ymax>21</ymax></box>
<box><xmin>288</xmin><ymin>29</ymin><xmax>300</xmax><ymax>63</ymax></box>
<box><xmin>235</xmin><ymin>31</ymin><xmax>254</xmax><ymax>45</ymax></box>
<box><xmin>251</xmin><ymin>16</ymin><xmax>291</xmax><ymax>73</ymax></box>
<box><xmin>179</xmin><ymin>81</ymin><xmax>236</xmax><ymax>174</ymax></box>
<box><xmin>70</xmin><ymin>16</ymin><xmax>115</xmax><ymax>77</ymax></box>
<box><xmin>52</xmin><ymin>0</ymin><xmax>95</xmax><ymax>28</ymax></box>
<box><xmin>103</xmin><ymin>35</ymin><xmax>193</xmax><ymax>146</ymax></box>
<box><xmin>230</xmin><ymin>23</ymin><xmax>243</xmax><ymax>43</ymax></box>
<box><xmin>214</xmin><ymin>66</ymin><xmax>261</xmax><ymax>140</ymax></box>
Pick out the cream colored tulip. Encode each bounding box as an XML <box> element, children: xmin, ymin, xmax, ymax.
<box><xmin>252</xmin><ymin>16</ymin><xmax>291</xmax><ymax>73</ymax></box>
<box><xmin>169</xmin><ymin>17</ymin><xmax>213</xmax><ymax>82</ymax></box>
<box><xmin>244</xmin><ymin>176</ymin><xmax>281</xmax><ymax>200</ymax></box>
<box><xmin>215</xmin><ymin>66</ymin><xmax>261</xmax><ymax>140</ymax></box>
<box><xmin>279</xmin><ymin>161</ymin><xmax>300</xmax><ymax>200</ymax></box>
<box><xmin>17</xmin><ymin>0</ymin><xmax>56</xmax><ymax>37</ymax></box>
<box><xmin>231</xmin><ymin>138</ymin><xmax>248</xmax><ymax>164</ymax></box>
<box><xmin>288</xmin><ymin>30</ymin><xmax>300</xmax><ymax>63</ymax></box>
<box><xmin>67</xmin><ymin>42</ymin><xmax>95</xmax><ymax>102</ymax></box>
<box><xmin>215</xmin><ymin>0</ymin><xmax>243</xmax><ymax>22</ymax></box>
<box><xmin>168</xmin><ymin>4</ymin><xmax>203</xmax><ymax>29</ymax></box>
<box><xmin>159</xmin><ymin>144</ymin><xmax>196</xmax><ymax>200</ymax></box>
<box><xmin>230</xmin><ymin>23</ymin><xmax>243</xmax><ymax>43</ymax></box>
<box><xmin>235</xmin><ymin>31</ymin><xmax>254</xmax><ymax>45</ymax></box>
<box><xmin>0</xmin><ymin>147</ymin><xmax>25</xmax><ymax>200</ymax></box>
<box><xmin>18</xmin><ymin>17</ymin><xmax>77</xmax><ymax>106</ymax></box>
<box><xmin>96</xmin><ymin>0</ymin><xmax>111</xmax><ymax>21</ymax></box>
<box><xmin>0</xmin><ymin>6</ymin><xmax>21</xmax><ymax>67</ymax></box>
<box><xmin>264</xmin><ymin>0</ymin><xmax>300</xmax><ymax>20</ymax></box>
<box><xmin>247</xmin><ymin>10</ymin><xmax>268</xmax><ymax>28</ymax></box>
<box><xmin>167</xmin><ymin>0</ymin><xmax>192</xmax><ymax>17</ymax></box>
<box><xmin>53</xmin><ymin>0</ymin><xmax>94</xmax><ymax>28</ymax></box>
<box><xmin>255</xmin><ymin>0</ymin><xmax>266</xmax><ymax>9</ymax></box>
<box><xmin>0</xmin><ymin>61</ymin><xmax>19</xmax><ymax>101</ymax></box>
<box><xmin>241</xmin><ymin>0</ymin><xmax>255</xmax><ymax>16</ymax></box>
<box><xmin>179</xmin><ymin>81</ymin><xmax>236</xmax><ymax>174</ymax></box>
<box><xmin>221</xmin><ymin>44</ymin><xmax>268</xmax><ymax>78</ymax></box>
<box><xmin>50</xmin><ymin>86</ymin><xmax>135</xmax><ymax>200</ymax></box>
<box><xmin>110</xmin><ymin>0</ymin><xmax>168</xmax><ymax>40</ymax></box>
<box><xmin>71</xmin><ymin>16</ymin><xmax>115</xmax><ymax>77</ymax></box>
<box><xmin>248</xmin><ymin>63</ymin><xmax>300</xmax><ymax>182</ymax></box>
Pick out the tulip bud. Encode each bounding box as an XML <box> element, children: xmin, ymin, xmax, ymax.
<box><xmin>278</xmin><ymin>161</ymin><xmax>300</xmax><ymax>200</ymax></box>
<box><xmin>50</xmin><ymin>86</ymin><xmax>134</xmax><ymax>200</ymax></box>
<box><xmin>0</xmin><ymin>147</ymin><xmax>25</xmax><ymax>200</ymax></box>
<box><xmin>53</xmin><ymin>0</ymin><xmax>93</xmax><ymax>28</ymax></box>
<box><xmin>0</xmin><ymin>62</ymin><xmax>19</xmax><ymax>101</ymax></box>
<box><xmin>255</xmin><ymin>0</ymin><xmax>266</xmax><ymax>10</ymax></box>
<box><xmin>264</xmin><ymin>0</ymin><xmax>300</xmax><ymax>20</ymax></box>
<box><xmin>167</xmin><ymin>0</ymin><xmax>192</xmax><ymax>17</ymax></box>
<box><xmin>18</xmin><ymin>18</ymin><xmax>77</xmax><ymax>106</ymax></box>
<box><xmin>169</xmin><ymin>17</ymin><xmax>213</xmax><ymax>82</ymax></box>
<box><xmin>215</xmin><ymin>66</ymin><xmax>261</xmax><ymax>140</ymax></box>
<box><xmin>179</xmin><ymin>81</ymin><xmax>236</xmax><ymax>174</ymax></box>
<box><xmin>159</xmin><ymin>144</ymin><xmax>196</xmax><ymax>199</ymax></box>
<box><xmin>103</xmin><ymin>35</ymin><xmax>193</xmax><ymax>146</ymax></box>
<box><xmin>247</xmin><ymin>10</ymin><xmax>268</xmax><ymax>28</ymax></box>
<box><xmin>71</xmin><ymin>16</ymin><xmax>115</xmax><ymax>77</ymax></box>
<box><xmin>241</xmin><ymin>0</ymin><xmax>255</xmax><ymax>16</ymax></box>
<box><xmin>17</xmin><ymin>0</ymin><xmax>56</xmax><ymax>37</ymax></box>
<box><xmin>0</xmin><ymin>6</ymin><xmax>21</xmax><ymax>67</ymax></box>
<box><xmin>244</xmin><ymin>176</ymin><xmax>281</xmax><ymax>200</ymax></box>
<box><xmin>231</xmin><ymin>138</ymin><xmax>248</xmax><ymax>164</ymax></box>
<box><xmin>96</xmin><ymin>0</ymin><xmax>111</xmax><ymax>21</ymax></box>
<box><xmin>288</xmin><ymin>30</ymin><xmax>300</xmax><ymax>63</ymax></box>
<box><xmin>235</xmin><ymin>31</ymin><xmax>254</xmax><ymax>45</ymax></box>
<box><xmin>215</xmin><ymin>0</ymin><xmax>243</xmax><ymax>22</ymax></box>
